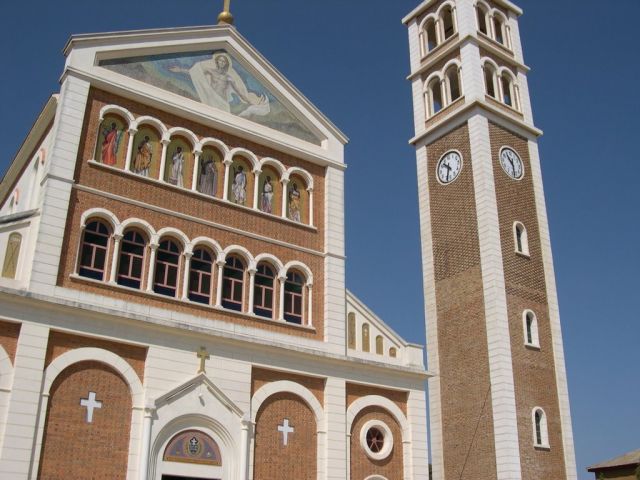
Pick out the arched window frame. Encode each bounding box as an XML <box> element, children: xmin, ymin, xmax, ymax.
<box><xmin>253</xmin><ymin>261</ymin><xmax>277</xmax><ymax>319</ymax></box>
<box><xmin>438</xmin><ymin>3</ymin><xmax>457</xmax><ymax>42</ymax></box>
<box><xmin>425</xmin><ymin>75</ymin><xmax>445</xmax><ymax>118</ymax></box>
<box><xmin>282</xmin><ymin>269</ymin><xmax>306</xmax><ymax>325</ymax></box>
<box><xmin>498</xmin><ymin>70</ymin><xmax>520</xmax><ymax>110</ymax></box>
<box><xmin>116</xmin><ymin>228</ymin><xmax>148</xmax><ymax>290</ymax></box>
<box><xmin>419</xmin><ymin>15</ymin><xmax>441</xmax><ymax>56</ymax></box>
<box><xmin>476</xmin><ymin>2</ymin><xmax>490</xmax><ymax>35</ymax></box>
<box><xmin>532</xmin><ymin>407</ymin><xmax>550</xmax><ymax>449</ymax></box>
<box><xmin>491</xmin><ymin>11</ymin><xmax>512</xmax><ymax>49</ymax></box>
<box><xmin>77</xmin><ymin>219</ymin><xmax>112</xmax><ymax>281</ymax></box>
<box><xmin>347</xmin><ymin>312</ymin><xmax>356</xmax><ymax>350</ymax></box>
<box><xmin>482</xmin><ymin>61</ymin><xmax>499</xmax><ymax>99</ymax></box>
<box><xmin>188</xmin><ymin>245</ymin><xmax>216</xmax><ymax>305</ymax></box>
<box><xmin>523</xmin><ymin>310</ymin><xmax>540</xmax><ymax>349</ymax></box>
<box><xmin>221</xmin><ymin>254</ymin><xmax>247</xmax><ymax>312</ymax></box>
<box><xmin>444</xmin><ymin>63</ymin><xmax>463</xmax><ymax>104</ymax></box>
<box><xmin>513</xmin><ymin>221</ymin><xmax>529</xmax><ymax>257</ymax></box>
<box><xmin>2</xmin><ymin>232</ymin><xmax>23</xmax><ymax>279</ymax></box>
<box><xmin>152</xmin><ymin>237</ymin><xmax>183</xmax><ymax>298</ymax></box>
<box><xmin>362</xmin><ymin>323</ymin><xmax>370</xmax><ymax>353</ymax></box>
<box><xmin>375</xmin><ymin>335</ymin><xmax>384</xmax><ymax>355</ymax></box>
<box><xmin>283</xmin><ymin>168</ymin><xmax>314</xmax><ymax>226</ymax></box>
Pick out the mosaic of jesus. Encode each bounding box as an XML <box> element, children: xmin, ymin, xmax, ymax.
<box><xmin>100</xmin><ymin>49</ymin><xmax>320</xmax><ymax>144</ymax></box>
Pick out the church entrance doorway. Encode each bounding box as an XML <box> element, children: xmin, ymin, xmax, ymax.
<box><xmin>158</xmin><ymin>429</ymin><xmax>225</xmax><ymax>480</ymax></box>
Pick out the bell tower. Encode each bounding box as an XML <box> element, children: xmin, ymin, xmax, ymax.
<box><xmin>403</xmin><ymin>1</ymin><xmax>577</xmax><ymax>479</ymax></box>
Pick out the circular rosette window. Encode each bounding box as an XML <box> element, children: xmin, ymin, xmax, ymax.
<box><xmin>360</xmin><ymin>420</ymin><xmax>394</xmax><ymax>461</ymax></box>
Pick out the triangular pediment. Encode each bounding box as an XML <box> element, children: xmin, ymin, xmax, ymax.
<box><xmin>64</xmin><ymin>25</ymin><xmax>347</xmax><ymax>153</ymax></box>
<box><xmin>155</xmin><ymin>372</ymin><xmax>244</xmax><ymax>418</ymax></box>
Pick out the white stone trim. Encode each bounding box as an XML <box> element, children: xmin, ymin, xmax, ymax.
<box><xmin>190</xmin><ymin>236</ymin><xmax>224</xmax><ymax>260</ymax></box>
<box><xmin>523</xmin><ymin>310</ymin><xmax>540</xmax><ymax>349</ymax></box>
<box><xmin>527</xmin><ymin>139</ymin><xmax>577</xmax><ymax>479</ymax></box>
<box><xmin>284</xmin><ymin>166</ymin><xmax>314</xmax><ymax>190</ymax></box>
<box><xmin>32</xmin><ymin>347</ymin><xmax>144</xmax><ymax>480</ymax></box>
<box><xmin>513</xmin><ymin>221</ymin><xmax>530</xmax><ymax>257</ymax></box>
<box><xmin>99</xmin><ymin>104</ymin><xmax>135</xmax><ymax>125</ymax></box>
<box><xmin>80</xmin><ymin>207</ymin><xmax>120</xmax><ymax>230</ymax></box>
<box><xmin>282</xmin><ymin>260</ymin><xmax>314</xmax><ymax>285</ymax></box>
<box><xmin>359</xmin><ymin>419</ymin><xmax>393</xmax><ymax>461</ymax></box>
<box><xmin>531</xmin><ymin>407</ymin><xmax>550</xmax><ymax>449</ymax></box>
<box><xmin>413</xmin><ymin>142</ymin><xmax>444</xmax><ymax>479</ymax></box>
<box><xmin>131</xmin><ymin>116</ymin><xmax>167</xmax><ymax>136</ymax></box>
<box><xmin>346</xmin><ymin>395</ymin><xmax>411</xmax><ymax>480</ymax></box>
<box><xmin>116</xmin><ymin>217</ymin><xmax>156</xmax><ymax>239</ymax></box>
<box><xmin>251</xmin><ymin>380</ymin><xmax>326</xmax><ymax>480</ymax></box>
<box><xmin>468</xmin><ymin>114</ymin><xmax>522</xmax><ymax>479</ymax></box>
<box><xmin>0</xmin><ymin>346</ymin><xmax>12</xmax><ymax>392</ymax></box>
<box><xmin>166</xmin><ymin>126</ymin><xmax>199</xmax><ymax>147</ymax></box>
<box><xmin>258</xmin><ymin>157</ymin><xmax>286</xmax><ymax>177</ymax></box>
<box><xmin>221</xmin><ymin>244</ymin><xmax>254</xmax><ymax>268</ymax></box>
<box><xmin>253</xmin><ymin>253</ymin><xmax>284</xmax><ymax>273</ymax></box>
<box><xmin>155</xmin><ymin>226</ymin><xmax>190</xmax><ymax>249</ymax></box>
<box><xmin>41</xmin><ymin>347</ymin><xmax>144</xmax><ymax>403</ymax></box>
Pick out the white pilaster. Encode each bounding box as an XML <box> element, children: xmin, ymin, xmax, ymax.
<box><xmin>527</xmin><ymin>139</ymin><xmax>577</xmax><ymax>480</ymax></box>
<box><xmin>324</xmin><ymin>377</ymin><xmax>346</xmax><ymax>480</ymax></box>
<box><xmin>408</xmin><ymin>388</ymin><xmax>430</xmax><ymax>480</ymax></box>
<box><xmin>29</xmin><ymin>75</ymin><xmax>90</xmax><ymax>295</ymax></box>
<box><xmin>323</xmin><ymin>166</ymin><xmax>346</xmax><ymax>354</ymax></box>
<box><xmin>0</xmin><ymin>323</ymin><xmax>49</xmax><ymax>478</ymax></box>
<box><xmin>468</xmin><ymin>114</ymin><xmax>522</xmax><ymax>480</ymax></box>
<box><xmin>414</xmin><ymin>143</ymin><xmax>444</xmax><ymax>480</ymax></box>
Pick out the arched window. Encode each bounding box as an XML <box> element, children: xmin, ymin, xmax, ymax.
<box><xmin>283</xmin><ymin>270</ymin><xmax>304</xmax><ymax>324</ymax></box>
<box><xmin>78</xmin><ymin>220</ymin><xmax>110</xmax><ymax>281</ymax></box>
<box><xmin>286</xmin><ymin>175</ymin><xmax>309</xmax><ymax>224</ymax></box>
<box><xmin>446</xmin><ymin>66</ymin><xmax>462</xmax><ymax>103</ymax></box>
<box><xmin>532</xmin><ymin>408</ymin><xmax>549</xmax><ymax>448</ymax></box>
<box><xmin>477</xmin><ymin>5</ymin><xmax>489</xmax><ymax>35</ymax></box>
<box><xmin>441</xmin><ymin>6</ymin><xmax>455</xmax><ymax>40</ymax></box>
<box><xmin>131</xmin><ymin>126</ymin><xmax>161</xmax><ymax>178</ymax></box>
<box><xmin>95</xmin><ymin>115</ymin><xmax>126</xmax><ymax>167</ymax></box>
<box><xmin>501</xmin><ymin>74</ymin><xmax>514</xmax><ymax>107</ymax></box>
<box><xmin>2</xmin><ymin>232</ymin><xmax>22</xmax><ymax>279</ymax></box>
<box><xmin>484</xmin><ymin>65</ymin><xmax>497</xmax><ymax>98</ymax></box>
<box><xmin>427</xmin><ymin>78</ymin><xmax>443</xmax><ymax>117</ymax></box>
<box><xmin>375</xmin><ymin>335</ymin><xmax>384</xmax><ymax>355</ymax></box>
<box><xmin>117</xmin><ymin>230</ymin><xmax>147</xmax><ymax>289</ymax></box>
<box><xmin>524</xmin><ymin>310</ymin><xmax>540</xmax><ymax>348</ymax></box>
<box><xmin>254</xmin><ymin>263</ymin><xmax>276</xmax><ymax>318</ymax></box>
<box><xmin>514</xmin><ymin>221</ymin><xmax>529</xmax><ymax>256</ymax></box>
<box><xmin>164</xmin><ymin>137</ymin><xmax>192</xmax><ymax>189</ymax></box>
<box><xmin>197</xmin><ymin>146</ymin><xmax>223</xmax><ymax>198</ymax></box>
<box><xmin>258</xmin><ymin>166</ymin><xmax>281</xmax><ymax>215</ymax></box>
<box><xmin>424</xmin><ymin>18</ymin><xmax>439</xmax><ymax>52</ymax></box>
<box><xmin>153</xmin><ymin>239</ymin><xmax>181</xmax><ymax>297</ymax></box>
<box><xmin>222</xmin><ymin>255</ymin><xmax>245</xmax><ymax>311</ymax></box>
<box><xmin>347</xmin><ymin>312</ymin><xmax>356</xmax><ymax>349</ymax></box>
<box><xmin>189</xmin><ymin>247</ymin><xmax>214</xmax><ymax>304</ymax></box>
<box><xmin>362</xmin><ymin>323</ymin><xmax>370</xmax><ymax>352</ymax></box>
<box><xmin>494</xmin><ymin>16</ymin><xmax>505</xmax><ymax>45</ymax></box>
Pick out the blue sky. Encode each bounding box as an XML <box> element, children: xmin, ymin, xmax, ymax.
<box><xmin>1</xmin><ymin>1</ymin><xmax>638</xmax><ymax>478</ymax></box>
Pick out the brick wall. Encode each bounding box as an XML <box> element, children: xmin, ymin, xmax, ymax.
<box><xmin>346</xmin><ymin>383</ymin><xmax>407</xmax><ymax>416</ymax></box>
<box><xmin>0</xmin><ymin>319</ymin><xmax>21</xmax><ymax>363</ymax></box>
<box><xmin>489</xmin><ymin>121</ymin><xmax>566</xmax><ymax>479</ymax></box>
<box><xmin>426</xmin><ymin>123</ymin><xmax>498</xmax><ymax>480</ymax></box>
<box><xmin>45</xmin><ymin>330</ymin><xmax>147</xmax><ymax>382</ymax></box>
<box><xmin>37</xmin><ymin>361</ymin><xmax>132</xmax><ymax>479</ymax></box>
<box><xmin>253</xmin><ymin>392</ymin><xmax>317</xmax><ymax>480</ymax></box>
<box><xmin>349</xmin><ymin>406</ymin><xmax>403</xmax><ymax>480</ymax></box>
<box><xmin>252</xmin><ymin>367</ymin><xmax>325</xmax><ymax>406</ymax></box>
<box><xmin>57</xmin><ymin>88</ymin><xmax>326</xmax><ymax>340</ymax></box>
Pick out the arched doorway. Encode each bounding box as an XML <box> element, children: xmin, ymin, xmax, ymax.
<box><xmin>159</xmin><ymin>429</ymin><xmax>224</xmax><ymax>480</ymax></box>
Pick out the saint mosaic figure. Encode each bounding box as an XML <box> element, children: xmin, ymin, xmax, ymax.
<box><xmin>132</xmin><ymin>136</ymin><xmax>152</xmax><ymax>177</ymax></box>
<box><xmin>288</xmin><ymin>182</ymin><xmax>301</xmax><ymax>222</ymax></box>
<box><xmin>170</xmin><ymin>53</ymin><xmax>269</xmax><ymax>118</ymax></box>
<box><xmin>168</xmin><ymin>147</ymin><xmax>184</xmax><ymax>187</ymax></box>
<box><xmin>231</xmin><ymin>166</ymin><xmax>247</xmax><ymax>205</ymax></box>
<box><xmin>198</xmin><ymin>156</ymin><xmax>218</xmax><ymax>197</ymax></box>
<box><xmin>261</xmin><ymin>176</ymin><xmax>274</xmax><ymax>213</ymax></box>
<box><xmin>100</xmin><ymin>122</ymin><xmax>122</xmax><ymax>166</ymax></box>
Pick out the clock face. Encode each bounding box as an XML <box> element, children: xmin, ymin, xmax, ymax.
<box><xmin>500</xmin><ymin>148</ymin><xmax>524</xmax><ymax>179</ymax></box>
<box><xmin>437</xmin><ymin>151</ymin><xmax>463</xmax><ymax>184</ymax></box>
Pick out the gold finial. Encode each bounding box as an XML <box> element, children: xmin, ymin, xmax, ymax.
<box><xmin>218</xmin><ymin>0</ymin><xmax>234</xmax><ymax>25</ymax></box>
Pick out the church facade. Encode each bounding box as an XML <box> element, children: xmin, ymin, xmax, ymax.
<box><xmin>0</xmin><ymin>1</ymin><xmax>575</xmax><ymax>480</ymax></box>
